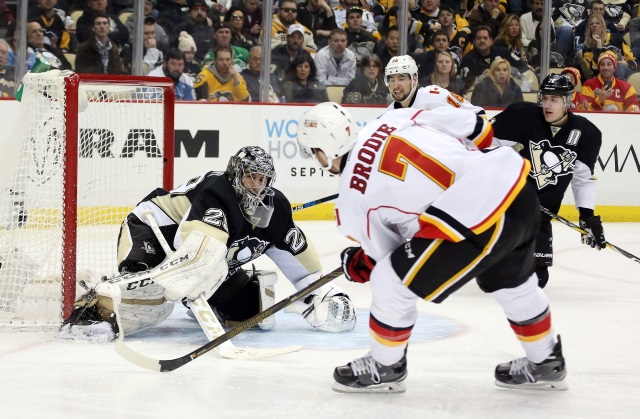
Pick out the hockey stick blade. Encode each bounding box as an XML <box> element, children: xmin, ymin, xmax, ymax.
<box><xmin>290</xmin><ymin>193</ymin><xmax>339</xmax><ymax>212</ymax></box>
<box><xmin>540</xmin><ymin>206</ymin><xmax>640</xmax><ymax>264</ymax></box>
<box><xmin>115</xmin><ymin>267</ymin><xmax>344</xmax><ymax>372</ymax></box>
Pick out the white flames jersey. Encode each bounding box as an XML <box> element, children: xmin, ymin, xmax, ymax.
<box><xmin>335</xmin><ymin>107</ymin><xmax>529</xmax><ymax>262</ymax></box>
<box><xmin>386</xmin><ymin>85</ymin><xmax>486</xmax><ymax>116</ymax></box>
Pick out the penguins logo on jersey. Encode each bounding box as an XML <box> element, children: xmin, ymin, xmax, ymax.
<box><xmin>226</xmin><ymin>236</ymin><xmax>269</xmax><ymax>270</ymax></box>
<box><xmin>529</xmin><ymin>140</ymin><xmax>577</xmax><ymax>189</ymax></box>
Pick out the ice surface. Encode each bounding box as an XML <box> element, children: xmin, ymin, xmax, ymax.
<box><xmin>1</xmin><ymin>221</ymin><xmax>639</xmax><ymax>418</ymax></box>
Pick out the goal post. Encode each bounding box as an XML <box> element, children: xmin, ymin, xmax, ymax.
<box><xmin>0</xmin><ymin>70</ymin><xmax>175</xmax><ymax>326</ymax></box>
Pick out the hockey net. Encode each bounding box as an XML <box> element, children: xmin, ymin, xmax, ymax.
<box><xmin>0</xmin><ymin>71</ymin><xmax>174</xmax><ymax>326</ymax></box>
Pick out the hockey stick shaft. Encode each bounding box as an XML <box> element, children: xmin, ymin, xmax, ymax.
<box><xmin>290</xmin><ymin>193</ymin><xmax>339</xmax><ymax>212</ymax></box>
<box><xmin>540</xmin><ymin>206</ymin><xmax>640</xmax><ymax>264</ymax></box>
<box><xmin>115</xmin><ymin>266</ymin><xmax>344</xmax><ymax>372</ymax></box>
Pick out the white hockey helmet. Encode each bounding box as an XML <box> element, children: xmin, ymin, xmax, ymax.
<box><xmin>384</xmin><ymin>55</ymin><xmax>419</xmax><ymax>100</ymax></box>
<box><xmin>297</xmin><ymin>102</ymin><xmax>358</xmax><ymax>171</ymax></box>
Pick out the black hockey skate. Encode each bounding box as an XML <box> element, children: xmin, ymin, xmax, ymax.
<box><xmin>495</xmin><ymin>336</ymin><xmax>567</xmax><ymax>391</ymax></box>
<box><xmin>332</xmin><ymin>352</ymin><xmax>407</xmax><ymax>393</ymax></box>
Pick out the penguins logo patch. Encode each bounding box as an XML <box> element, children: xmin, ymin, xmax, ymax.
<box><xmin>529</xmin><ymin>140</ymin><xmax>577</xmax><ymax>189</ymax></box>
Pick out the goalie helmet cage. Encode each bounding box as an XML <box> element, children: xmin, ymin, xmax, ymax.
<box><xmin>0</xmin><ymin>71</ymin><xmax>174</xmax><ymax>326</ymax></box>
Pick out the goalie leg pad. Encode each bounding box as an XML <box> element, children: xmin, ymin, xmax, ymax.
<box><xmin>153</xmin><ymin>231</ymin><xmax>229</xmax><ymax>302</ymax></box>
<box><xmin>256</xmin><ymin>270</ymin><xmax>277</xmax><ymax>330</ymax></box>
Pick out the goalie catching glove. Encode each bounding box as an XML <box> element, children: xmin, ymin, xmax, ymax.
<box><xmin>578</xmin><ymin>208</ymin><xmax>606</xmax><ymax>250</ymax></box>
<box><xmin>341</xmin><ymin>246</ymin><xmax>376</xmax><ymax>283</ymax></box>
<box><xmin>285</xmin><ymin>274</ymin><xmax>356</xmax><ymax>332</ymax></box>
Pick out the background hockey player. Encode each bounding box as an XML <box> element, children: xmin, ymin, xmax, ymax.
<box><xmin>383</xmin><ymin>55</ymin><xmax>485</xmax><ymax>116</ymax></box>
<box><xmin>297</xmin><ymin>102</ymin><xmax>567</xmax><ymax>393</ymax></box>
<box><xmin>491</xmin><ymin>74</ymin><xmax>605</xmax><ymax>288</ymax></box>
<box><xmin>59</xmin><ymin>146</ymin><xmax>355</xmax><ymax>341</ymax></box>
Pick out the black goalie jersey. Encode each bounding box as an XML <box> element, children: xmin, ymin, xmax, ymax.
<box><xmin>124</xmin><ymin>171</ymin><xmax>322</xmax><ymax>281</ymax></box>
<box><xmin>490</xmin><ymin>102</ymin><xmax>602</xmax><ymax>218</ymax></box>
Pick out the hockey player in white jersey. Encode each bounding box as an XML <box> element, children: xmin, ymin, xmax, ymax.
<box><xmin>383</xmin><ymin>55</ymin><xmax>485</xmax><ymax>115</ymax></box>
<box><xmin>297</xmin><ymin>102</ymin><xmax>567</xmax><ymax>393</ymax></box>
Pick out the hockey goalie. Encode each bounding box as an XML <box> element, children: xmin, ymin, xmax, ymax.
<box><xmin>59</xmin><ymin>146</ymin><xmax>356</xmax><ymax>341</ymax></box>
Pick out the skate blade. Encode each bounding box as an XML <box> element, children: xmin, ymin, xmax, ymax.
<box><xmin>331</xmin><ymin>381</ymin><xmax>406</xmax><ymax>394</ymax></box>
<box><xmin>495</xmin><ymin>379</ymin><xmax>568</xmax><ymax>391</ymax></box>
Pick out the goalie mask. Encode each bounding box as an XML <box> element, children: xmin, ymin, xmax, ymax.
<box><xmin>226</xmin><ymin>146</ymin><xmax>276</xmax><ymax>228</ymax></box>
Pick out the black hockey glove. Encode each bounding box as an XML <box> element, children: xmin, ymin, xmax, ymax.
<box><xmin>579</xmin><ymin>215</ymin><xmax>606</xmax><ymax>250</ymax></box>
<box><xmin>340</xmin><ymin>247</ymin><xmax>376</xmax><ymax>284</ymax></box>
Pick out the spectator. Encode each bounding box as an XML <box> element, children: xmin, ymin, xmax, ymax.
<box><xmin>297</xmin><ymin>0</ymin><xmax>336</xmax><ymax>49</ymax></box>
<box><xmin>413</xmin><ymin>29</ymin><xmax>461</xmax><ymax>84</ymax></box>
<box><xmin>344</xmin><ymin>7</ymin><xmax>376</xmax><ymax>63</ymax></box>
<box><xmin>560</xmin><ymin>67</ymin><xmax>592</xmax><ymax>111</ymax></box>
<box><xmin>178</xmin><ymin>31</ymin><xmax>200</xmax><ymax>83</ymax></box>
<box><xmin>414</xmin><ymin>0</ymin><xmax>441</xmax><ymax>37</ymax></box>
<box><xmin>270</xmin><ymin>0</ymin><xmax>317</xmax><ymax>53</ymax></box>
<box><xmin>122</xmin><ymin>16</ymin><xmax>163</xmax><ymax>74</ymax></box>
<box><xmin>575</xmin><ymin>13</ymin><xmax>637</xmax><ymax>81</ymax></box>
<box><xmin>203</xmin><ymin>21</ymin><xmax>249</xmax><ymax>72</ymax></box>
<box><xmin>333</xmin><ymin>0</ymin><xmax>380</xmax><ymax>40</ymax></box>
<box><xmin>468</xmin><ymin>0</ymin><xmax>505</xmax><ymax>36</ymax></box>
<box><xmin>630</xmin><ymin>17</ymin><xmax>640</xmax><ymax>60</ymax></box>
<box><xmin>148</xmin><ymin>48</ymin><xmax>196</xmax><ymax>100</ymax></box>
<box><xmin>170</xmin><ymin>0</ymin><xmax>213</xmax><ymax>62</ymax></box>
<box><xmin>374</xmin><ymin>25</ymin><xmax>399</xmax><ymax>70</ymax></box>
<box><xmin>377</xmin><ymin>6</ymin><xmax>422</xmax><ymax>53</ymax></box>
<box><xmin>125</xmin><ymin>0</ymin><xmax>169</xmax><ymax>53</ymax></box>
<box><xmin>435</xmin><ymin>5</ymin><xmax>471</xmax><ymax>56</ymax></box>
<box><xmin>232</xmin><ymin>0</ymin><xmax>261</xmax><ymax>40</ymax></box>
<box><xmin>75</xmin><ymin>13</ymin><xmax>123</xmax><ymax>74</ymax></box>
<box><xmin>601</xmin><ymin>0</ymin><xmax>632</xmax><ymax>32</ymax></box>
<box><xmin>28</xmin><ymin>0</ymin><xmax>73</xmax><ymax>52</ymax></box>
<box><xmin>526</xmin><ymin>21</ymin><xmax>564</xmax><ymax>71</ymax></box>
<box><xmin>581</xmin><ymin>50</ymin><xmax>640</xmax><ymax>112</ymax></box>
<box><xmin>76</xmin><ymin>0</ymin><xmax>130</xmax><ymax>47</ymax></box>
<box><xmin>194</xmin><ymin>45</ymin><xmax>249</xmax><ymax>101</ymax></box>
<box><xmin>471</xmin><ymin>57</ymin><xmax>523</xmax><ymax>107</ymax></box>
<box><xmin>494</xmin><ymin>13</ymin><xmax>530</xmax><ymax>74</ymax></box>
<box><xmin>425</xmin><ymin>50</ymin><xmax>464</xmax><ymax>94</ymax></box>
<box><xmin>0</xmin><ymin>0</ymin><xmax>15</xmax><ymax>24</ymax></box>
<box><xmin>575</xmin><ymin>1</ymin><xmax>618</xmax><ymax>49</ymax></box>
<box><xmin>341</xmin><ymin>53</ymin><xmax>388</xmax><ymax>104</ymax></box>
<box><xmin>241</xmin><ymin>45</ymin><xmax>283</xmax><ymax>102</ymax></box>
<box><xmin>0</xmin><ymin>39</ymin><xmax>15</xmax><ymax>97</ymax></box>
<box><xmin>271</xmin><ymin>23</ymin><xmax>313</xmax><ymax>81</ymax></box>
<box><xmin>26</xmin><ymin>21</ymin><xmax>72</xmax><ymax>70</ymax></box>
<box><xmin>459</xmin><ymin>25</ymin><xmax>502</xmax><ymax>93</ymax></box>
<box><xmin>224</xmin><ymin>7</ymin><xmax>257</xmax><ymax>51</ymax></box>
<box><xmin>314</xmin><ymin>28</ymin><xmax>356</xmax><ymax>86</ymax></box>
<box><xmin>281</xmin><ymin>53</ymin><xmax>328</xmax><ymax>103</ymax></box>
<box><xmin>520</xmin><ymin>0</ymin><xmax>573</xmax><ymax>65</ymax></box>
<box><xmin>157</xmin><ymin>0</ymin><xmax>191</xmax><ymax>34</ymax></box>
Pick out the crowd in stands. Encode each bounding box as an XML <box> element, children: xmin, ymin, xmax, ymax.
<box><xmin>0</xmin><ymin>0</ymin><xmax>639</xmax><ymax>111</ymax></box>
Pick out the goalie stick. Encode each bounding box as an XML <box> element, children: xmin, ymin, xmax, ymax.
<box><xmin>540</xmin><ymin>206</ymin><xmax>640</xmax><ymax>265</ymax></box>
<box><xmin>115</xmin><ymin>266</ymin><xmax>344</xmax><ymax>371</ymax></box>
<box><xmin>137</xmin><ymin>210</ymin><xmax>302</xmax><ymax>359</ymax></box>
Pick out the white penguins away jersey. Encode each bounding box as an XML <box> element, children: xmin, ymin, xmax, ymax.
<box><xmin>335</xmin><ymin>107</ymin><xmax>529</xmax><ymax>262</ymax></box>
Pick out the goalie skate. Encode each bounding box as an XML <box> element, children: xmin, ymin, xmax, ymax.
<box><xmin>332</xmin><ymin>352</ymin><xmax>407</xmax><ymax>393</ymax></box>
<box><xmin>495</xmin><ymin>336</ymin><xmax>568</xmax><ymax>391</ymax></box>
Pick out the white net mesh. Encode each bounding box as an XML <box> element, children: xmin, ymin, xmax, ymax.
<box><xmin>0</xmin><ymin>70</ymin><xmax>169</xmax><ymax>326</ymax></box>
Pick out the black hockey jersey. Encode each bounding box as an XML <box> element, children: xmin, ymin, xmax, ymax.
<box><xmin>490</xmin><ymin>102</ymin><xmax>602</xmax><ymax>218</ymax></box>
<box><xmin>132</xmin><ymin>171</ymin><xmax>322</xmax><ymax>279</ymax></box>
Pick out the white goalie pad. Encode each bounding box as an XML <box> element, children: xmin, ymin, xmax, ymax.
<box><xmin>153</xmin><ymin>231</ymin><xmax>229</xmax><ymax>302</ymax></box>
